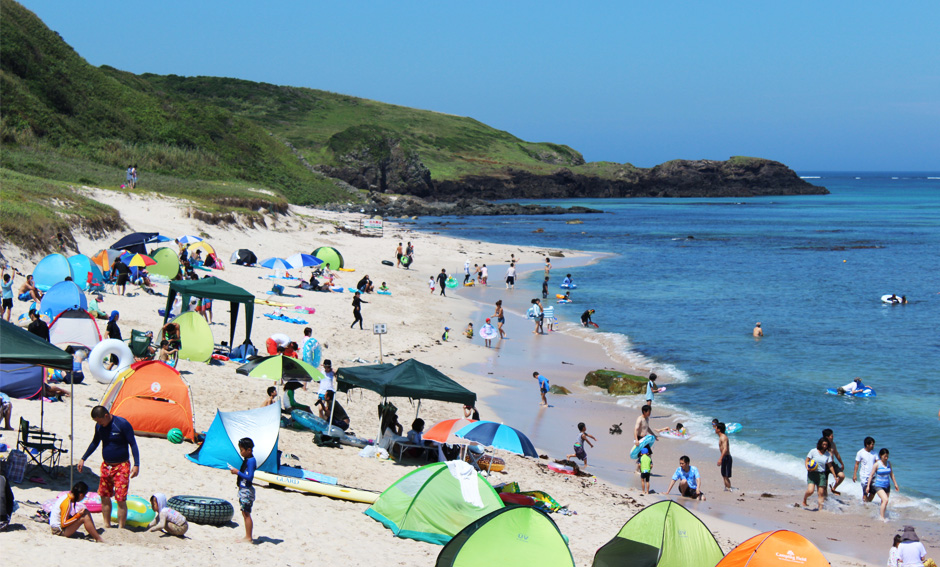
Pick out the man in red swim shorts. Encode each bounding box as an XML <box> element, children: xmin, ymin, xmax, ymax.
<box><xmin>78</xmin><ymin>406</ymin><xmax>140</xmax><ymax>529</ymax></box>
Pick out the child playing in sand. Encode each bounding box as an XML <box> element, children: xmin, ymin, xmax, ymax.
<box><xmin>566</xmin><ymin>422</ymin><xmax>597</xmax><ymax>466</ymax></box>
<box><xmin>263</xmin><ymin>386</ymin><xmax>277</xmax><ymax>407</ymax></box>
<box><xmin>535</xmin><ymin>372</ymin><xmax>550</xmax><ymax>406</ymax></box>
<box><xmin>639</xmin><ymin>447</ymin><xmax>653</xmax><ymax>494</ymax></box>
<box><xmin>157</xmin><ymin>340</ymin><xmax>178</xmax><ymax>364</ymax></box>
<box><xmin>379</xmin><ymin>282</ymin><xmax>389</xmax><ymax>292</ymax></box>
<box><xmin>428</xmin><ymin>275</ymin><xmax>435</xmax><ymax>294</ymax></box>
<box><xmin>229</xmin><ymin>437</ymin><xmax>256</xmax><ymax>543</ymax></box>
<box><xmin>148</xmin><ymin>493</ymin><xmax>189</xmax><ymax>536</ymax></box>
<box><xmin>49</xmin><ymin>481</ymin><xmax>103</xmax><ymax>542</ymax></box>
<box><xmin>465</xmin><ymin>322</ymin><xmax>474</xmax><ymax>339</ymax></box>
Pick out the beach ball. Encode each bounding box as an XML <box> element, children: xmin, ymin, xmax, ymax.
<box><xmin>807</xmin><ymin>458</ymin><xmax>817</xmax><ymax>471</ymax></box>
<box><xmin>167</xmin><ymin>428</ymin><xmax>184</xmax><ymax>444</ymax></box>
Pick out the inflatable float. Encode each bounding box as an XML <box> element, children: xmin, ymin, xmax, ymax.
<box><xmin>277</xmin><ymin>465</ymin><xmax>338</xmax><ymax>486</ymax></box>
<box><xmin>725</xmin><ymin>423</ymin><xmax>742</xmax><ymax>434</ymax></box>
<box><xmin>547</xmin><ymin>462</ymin><xmax>578</xmax><ymax>475</ymax></box>
<box><xmin>659</xmin><ymin>428</ymin><xmax>689</xmax><ymax>440</ymax></box>
<box><xmin>880</xmin><ymin>294</ymin><xmax>902</xmax><ymax>304</ymax></box>
<box><xmin>555</xmin><ymin>294</ymin><xmax>567</xmax><ymax>299</ymax></box>
<box><xmin>500</xmin><ymin>493</ymin><xmax>537</xmax><ymax>506</ymax></box>
<box><xmin>466</xmin><ymin>453</ymin><xmax>505</xmax><ymax>472</ymax></box>
<box><xmin>88</xmin><ymin>339</ymin><xmax>133</xmax><ymax>384</ymax></box>
<box><xmin>110</xmin><ymin>495</ymin><xmax>155</xmax><ymax>528</ymax></box>
<box><xmin>557</xmin><ymin>299</ymin><xmax>572</xmax><ymax>304</ymax></box>
<box><xmin>254</xmin><ymin>471</ymin><xmax>379</xmax><ymax>504</ymax></box>
<box><xmin>478</xmin><ymin>325</ymin><xmax>498</xmax><ymax>340</ymax></box>
<box><xmin>381</xmin><ymin>260</ymin><xmax>394</xmax><ymax>266</ymax></box>
<box><xmin>377</xmin><ymin>290</ymin><xmax>392</xmax><ymax>296</ymax></box>
<box><xmin>167</xmin><ymin>495</ymin><xmax>234</xmax><ymax>526</ymax></box>
<box><xmin>291</xmin><ymin>410</ymin><xmax>373</xmax><ymax>447</ymax></box>
<box><xmin>445</xmin><ymin>277</ymin><xmax>458</xmax><ymax>288</ymax></box>
<box><xmin>337</xmin><ymin>268</ymin><xmax>355</xmax><ymax>272</ymax></box>
<box><xmin>826</xmin><ymin>387</ymin><xmax>876</xmax><ymax>397</ymax></box>
<box><xmin>43</xmin><ymin>491</ymin><xmax>102</xmax><ymax>514</ymax></box>
<box><xmin>629</xmin><ymin>434</ymin><xmax>656</xmax><ymax>459</ymax></box>
<box><xmin>330</xmin><ymin>286</ymin><xmax>344</xmax><ymax>292</ymax></box>
<box><xmin>560</xmin><ymin>283</ymin><xmax>578</xmax><ymax>289</ymax></box>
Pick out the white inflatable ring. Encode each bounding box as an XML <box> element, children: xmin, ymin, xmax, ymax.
<box><xmin>88</xmin><ymin>339</ymin><xmax>133</xmax><ymax>384</ymax></box>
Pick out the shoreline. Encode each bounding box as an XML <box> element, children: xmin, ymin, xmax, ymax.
<box><xmin>436</xmin><ymin>247</ymin><xmax>931</xmax><ymax>566</ymax></box>
<box><xmin>0</xmin><ymin>190</ymin><xmax>908</xmax><ymax>566</ymax></box>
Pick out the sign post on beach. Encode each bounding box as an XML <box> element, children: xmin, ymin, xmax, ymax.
<box><xmin>373</xmin><ymin>323</ymin><xmax>387</xmax><ymax>362</ymax></box>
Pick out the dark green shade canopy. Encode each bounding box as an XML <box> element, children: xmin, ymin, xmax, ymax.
<box><xmin>163</xmin><ymin>278</ymin><xmax>255</xmax><ymax>348</ymax></box>
<box><xmin>337</xmin><ymin>359</ymin><xmax>476</xmax><ymax>407</ymax></box>
<box><xmin>0</xmin><ymin>319</ymin><xmax>73</xmax><ymax>371</ymax></box>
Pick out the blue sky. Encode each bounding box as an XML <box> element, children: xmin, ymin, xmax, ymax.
<box><xmin>20</xmin><ymin>0</ymin><xmax>940</xmax><ymax>171</ymax></box>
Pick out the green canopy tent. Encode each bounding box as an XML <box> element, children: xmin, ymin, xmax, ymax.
<box><xmin>163</xmin><ymin>278</ymin><xmax>254</xmax><ymax>352</ymax></box>
<box><xmin>366</xmin><ymin>462</ymin><xmax>504</xmax><ymax>545</ymax></box>
<box><xmin>0</xmin><ymin>319</ymin><xmax>77</xmax><ymax>483</ymax></box>
<box><xmin>592</xmin><ymin>500</ymin><xmax>724</xmax><ymax>567</ymax></box>
<box><xmin>436</xmin><ymin>505</ymin><xmax>575</xmax><ymax>567</ymax></box>
<box><xmin>336</xmin><ymin>358</ymin><xmax>477</xmax><ymax>440</ymax></box>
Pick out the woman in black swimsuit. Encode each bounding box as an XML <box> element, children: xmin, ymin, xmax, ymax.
<box><xmin>494</xmin><ymin>300</ymin><xmax>506</xmax><ymax>339</ymax></box>
<box><xmin>350</xmin><ymin>292</ymin><xmax>368</xmax><ymax>329</ymax></box>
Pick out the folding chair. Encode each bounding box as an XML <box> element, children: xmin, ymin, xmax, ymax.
<box><xmin>86</xmin><ymin>272</ymin><xmax>105</xmax><ymax>295</ymax></box>
<box><xmin>129</xmin><ymin>329</ymin><xmax>155</xmax><ymax>360</ymax></box>
<box><xmin>17</xmin><ymin>417</ymin><xmax>67</xmax><ymax>477</ymax></box>
<box><xmin>98</xmin><ymin>270</ymin><xmax>116</xmax><ymax>294</ymax></box>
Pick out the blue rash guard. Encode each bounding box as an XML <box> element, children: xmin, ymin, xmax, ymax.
<box><xmin>236</xmin><ymin>456</ymin><xmax>257</xmax><ymax>488</ymax></box>
<box><xmin>81</xmin><ymin>415</ymin><xmax>140</xmax><ymax>466</ymax></box>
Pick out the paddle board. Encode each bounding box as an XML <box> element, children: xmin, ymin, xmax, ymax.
<box><xmin>337</xmin><ymin>268</ymin><xmax>356</xmax><ymax>272</ymax></box>
<box><xmin>255</xmin><ymin>299</ymin><xmax>294</xmax><ymax>307</ymax></box>
<box><xmin>254</xmin><ymin>471</ymin><xmax>378</xmax><ymax>504</ymax></box>
<box><xmin>630</xmin><ymin>434</ymin><xmax>656</xmax><ymax>459</ymax></box>
<box><xmin>560</xmin><ymin>283</ymin><xmax>578</xmax><ymax>289</ymax></box>
<box><xmin>277</xmin><ymin>465</ymin><xmax>338</xmax><ymax>485</ymax></box>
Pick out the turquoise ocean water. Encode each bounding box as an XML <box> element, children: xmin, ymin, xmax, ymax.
<box><xmin>413</xmin><ymin>172</ymin><xmax>940</xmax><ymax>517</ymax></box>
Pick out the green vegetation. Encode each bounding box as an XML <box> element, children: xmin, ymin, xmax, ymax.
<box><xmin>583</xmin><ymin>369</ymin><xmax>648</xmax><ymax>396</ymax></box>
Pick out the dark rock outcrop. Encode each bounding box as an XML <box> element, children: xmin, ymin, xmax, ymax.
<box><xmin>584</xmin><ymin>370</ymin><xmax>648</xmax><ymax>396</ymax></box>
<box><xmin>324</xmin><ymin>192</ymin><xmax>604</xmax><ymax>217</ymax></box>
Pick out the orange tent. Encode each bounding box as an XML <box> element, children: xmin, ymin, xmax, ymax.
<box><xmin>101</xmin><ymin>360</ymin><xmax>196</xmax><ymax>441</ymax></box>
<box><xmin>716</xmin><ymin>530</ymin><xmax>829</xmax><ymax>567</ymax></box>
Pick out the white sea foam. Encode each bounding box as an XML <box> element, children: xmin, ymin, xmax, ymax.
<box><xmin>800</xmin><ymin>176</ymin><xmax>821</xmax><ymax>179</ymax></box>
<box><xmin>562</xmin><ymin>323</ymin><xmax>690</xmax><ymax>383</ymax></box>
<box><xmin>928</xmin><ymin>177</ymin><xmax>940</xmax><ymax>180</ymax></box>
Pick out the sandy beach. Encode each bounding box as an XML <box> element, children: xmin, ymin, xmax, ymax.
<box><xmin>0</xmin><ymin>187</ymin><xmax>916</xmax><ymax>566</ymax></box>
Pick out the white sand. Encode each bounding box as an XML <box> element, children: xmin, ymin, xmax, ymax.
<box><xmin>0</xmin><ymin>188</ymin><xmax>884</xmax><ymax>566</ymax></box>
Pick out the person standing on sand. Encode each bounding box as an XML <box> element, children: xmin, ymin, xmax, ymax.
<box><xmin>645</xmin><ymin>372</ymin><xmax>658</xmax><ymax>407</ymax></box>
<box><xmin>715</xmin><ymin>422</ymin><xmax>733</xmax><ymax>491</ymax></box>
<box><xmin>534</xmin><ymin>372</ymin><xmax>550</xmax><ymax>406</ymax></box>
<box><xmin>2</xmin><ymin>265</ymin><xmax>17</xmax><ymax>322</ymax></box>
<box><xmin>350</xmin><ymin>291</ymin><xmax>367</xmax><ymax>329</ymax></box>
<box><xmin>437</xmin><ymin>269</ymin><xmax>448</xmax><ymax>297</ymax></box>
<box><xmin>78</xmin><ymin>406</ymin><xmax>140</xmax><ymax>529</ymax></box>
<box><xmin>753</xmin><ymin>322</ymin><xmax>763</xmax><ymax>337</ymax></box>
<box><xmin>823</xmin><ymin>428</ymin><xmax>846</xmax><ymax>494</ymax></box>
<box><xmin>395</xmin><ymin>243</ymin><xmax>403</xmax><ymax>268</ymax></box>
<box><xmin>494</xmin><ymin>300</ymin><xmax>506</xmax><ymax>339</ymax></box>
<box><xmin>866</xmin><ymin>448</ymin><xmax>900</xmax><ymax>521</ymax></box>
<box><xmin>854</xmin><ymin>436</ymin><xmax>877</xmax><ymax>502</ymax></box>
<box><xmin>480</xmin><ymin>264</ymin><xmax>488</xmax><ymax>286</ymax></box>
<box><xmin>633</xmin><ymin>405</ymin><xmax>656</xmax><ymax>471</ymax></box>
<box><xmin>802</xmin><ymin>436</ymin><xmax>834</xmax><ymax>510</ymax></box>
<box><xmin>463</xmin><ymin>259</ymin><xmax>471</xmax><ymax>284</ymax></box>
<box><xmin>544</xmin><ymin>257</ymin><xmax>552</xmax><ymax>278</ymax></box>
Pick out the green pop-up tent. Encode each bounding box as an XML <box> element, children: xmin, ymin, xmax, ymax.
<box><xmin>336</xmin><ymin>359</ymin><xmax>476</xmax><ymax>407</ymax></box>
<box><xmin>592</xmin><ymin>500</ymin><xmax>724</xmax><ymax>567</ymax></box>
<box><xmin>163</xmin><ymin>278</ymin><xmax>254</xmax><ymax>350</ymax></box>
<box><xmin>366</xmin><ymin>462</ymin><xmax>504</xmax><ymax>545</ymax></box>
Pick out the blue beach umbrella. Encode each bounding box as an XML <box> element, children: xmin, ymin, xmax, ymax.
<box><xmin>286</xmin><ymin>253</ymin><xmax>323</xmax><ymax>268</ymax></box>
<box><xmin>177</xmin><ymin>235</ymin><xmax>203</xmax><ymax>244</ymax></box>
<box><xmin>455</xmin><ymin>420</ymin><xmax>538</xmax><ymax>457</ymax></box>
<box><xmin>260</xmin><ymin>257</ymin><xmax>295</xmax><ymax>271</ymax></box>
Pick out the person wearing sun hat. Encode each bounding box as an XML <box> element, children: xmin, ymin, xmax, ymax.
<box><xmin>897</xmin><ymin>526</ymin><xmax>930</xmax><ymax>567</ymax></box>
<box><xmin>87</xmin><ymin>293</ymin><xmax>107</xmax><ymax>319</ymax></box>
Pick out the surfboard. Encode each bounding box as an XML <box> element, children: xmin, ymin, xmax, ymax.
<box><xmin>254</xmin><ymin>471</ymin><xmax>378</xmax><ymax>504</ymax></box>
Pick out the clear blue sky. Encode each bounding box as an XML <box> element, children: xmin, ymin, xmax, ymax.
<box><xmin>20</xmin><ymin>0</ymin><xmax>940</xmax><ymax>171</ymax></box>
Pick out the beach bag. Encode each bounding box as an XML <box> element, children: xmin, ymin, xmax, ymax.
<box><xmin>4</xmin><ymin>450</ymin><xmax>27</xmax><ymax>484</ymax></box>
<box><xmin>313</xmin><ymin>432</ymin><xmax>341</xmax><ymax>448</ymax></box>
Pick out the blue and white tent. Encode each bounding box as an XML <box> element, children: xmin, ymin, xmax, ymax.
<box><xmin>186</xmin><ymin>402</ymin><xmax>280</xmax><ymax>473</ymax></box>
<box><xmin>39</xmin><ymin>281</ymin><xmax>87</xmax><ymax>320</ymax></box>
<box><xmin>33</xmin><ymin>253</ymin><xmax>73</xmax><ymax>292</ymax></box>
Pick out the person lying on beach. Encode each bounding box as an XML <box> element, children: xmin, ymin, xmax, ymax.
<box><xmin>148</xmin><ymin>493</ymin><xmax>188</xmax><ymax>536</ymax></box>
<box><xmin>665</xmin><ymin>456</ymin><xmax>705</xmax><ymax>500</ymax></box>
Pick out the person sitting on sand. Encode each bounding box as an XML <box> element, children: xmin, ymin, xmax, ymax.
<box><xmin>157</xmin><ymin>340</ymin><xmax>178</xmax><ymax>365</ymax></box>
<box><xmin>87</xmin><ymin>293</ymin><xmax>108</xmax><ymax>320</ymax></box>
<box><xmin>316</xmin><ymin>390</ymin><xmax>350</xmax><ymax>431</ymax></box>
<box><xmin>465</xmin><ymin>322</ymin><xmax>474</xmax><ymax>339</ymax></box>
<box><xmin>17</xmin><ymin>274</ymin><xmax>43</xmax><ymax>302</ymax></box>
<box><xmin>148</xmin><ymin>493</ymin><xmax>188</xmax><ymax>536</ymax></box>
<box><xmin>0</xmin><ymin>392</ymin><xmax>13</xmax><ymax>431</ymax></box>
<box><xmin>379</xmin><ymin>282</ymin><xmax>390</xmax><ymax>292</ymax></box>
<box><xmin>263</xmin><ymin>386</ymin><xmax>278</xmax><ymax>407</ymax></box>
<box><xmin>356</xmin><ymin>275</ymin><xmax>374</xmax><ymax>293</ymax></box>
<box><xmin>49</xmin><ymin>481</ymin><xmax>103</xmax><ymax>542</ymax></box>
<box><xmin>282</xmin><ymin>379</ymin><xmax>312</xmax><ymax>414</ymax></box>
<box><xmin>665</xmin><ymin>456</ymin><xmax>705</xmax><ymax>500</ymax></box>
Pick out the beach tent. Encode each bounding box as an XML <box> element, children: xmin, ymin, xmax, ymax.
<box><xmin>39</xmin><ymin>281</ymin><xmax>87</xmax><ymax>320</ymax></box>
<box><xmin>186</xmin><ymin>402</ymin><xmax>279</xmax><ymax>473</ymax></box>
<box><xmin>170</xmin><ymin>311</ymin><xmax>214</xmax><ymax>363</ymax></box>
<box><xmin>366</xmin><ymin>461</ymin><xmax>504</xmax><ymax>545</ymax></box>
<box><xmin>163</xmin><ymin>278</ymin><xmax>254</xmax><ymax>349</ymax></box>
<box><xmin>0</xmin><ymin>364</ymin><xmax>44</xmax><ymax>399</ymax></box>
<box><xmin>149</xmin><ymin>247</ymin><xmax>181</xmax><ymax>279</ymax></box>
<box><xmin>112</xmin><ymin>232</ymin><xmax>161</xmax><ymax>255</ymax></box>
<box><xmin>436</xmin><ymin>506</ymin><xmax>575</xmax><ymax>567</ymax></box>
<box><xmin>49</xmin><ymin>309</ymin><xmax>102</xmax><ymax>350</ymax></box>
<box><xmin>312</xmin><ymin>246</ymin><xmax>344</xmax><ymax>270</ymax></box>
<box><xmin>32</xmin><ymin>254</ymin><xmax>74</xmax><ymax>292</ymax></box>
<box><xmin>337</xmin><ymin>359</ymin><xmax>477</xmax><ymax>407</ymax></box>
<box><xmin>716</xmin><ymin>530</ymin><xmax>829</xmax><ymax>567</ymax></box>
<box><xmin>230</xmin><ymin>249</ymin><xmax>257</xmax><ymax>266</ymax></box>
<box><xmin>100</xmin><ymin>360</ymin><xmax>196</xmax><ymax>441</ymax></box>
<box><xmin>593</xmin><ymin>500</ymin><xmax>724</xmax><ymax>567</ymax></box>
<box><xmin>67</xmin><ymin>254</ymin><xmax>105</xmax><ymax>291</ymax></box>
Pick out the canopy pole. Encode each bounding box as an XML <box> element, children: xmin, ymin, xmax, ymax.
<box><xmin>415</xmin><ymin>399</ymin><xmax>421</xmax><ymax>421</ymax></box>
<box><xmin>70</xmin><ymin>368</ymin><xmax>74</xmax><ymax>486</ymax></box>
<box><xmin>377</xmin><ymin>397</ymin><xmax>386</xmax><ymax>447</ymax></box>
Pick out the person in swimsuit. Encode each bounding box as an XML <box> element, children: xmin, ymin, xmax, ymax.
<box><xmin>866</xmin><ymin>448</ymin><xmax>899</xmax><ymax>521</ymax></box>
<box><xmin>350</xmin><ymin>291</ymin><xmax>367</xmax><ymax>329</ymax></box>
<box><xmin>18</xmin><ymin>274</ymin><xmax>42</xmax><ymax>302</ymax></box>
<box><xmin>715</xmin><ymin>422</ymin><xmax>733</xmax><ymax>491</ymax></box>
<box><xmin>1</xmin><ymin>266</ymin><xmax>15</xmax><ymax>321</ymax></box>
<box><xmin>395</xmin><ymin>242</ymin><xmax>403</xmax><ymax>268</ymax></box>
<box><xmin>494</xmin><ymin>300</ymin><xmax>506</xmax><ymax>339</ymax></box>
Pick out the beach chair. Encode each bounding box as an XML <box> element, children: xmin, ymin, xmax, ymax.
<box><xmin>99</xmin><ymin>270</ymin><xmax>116</xmax><ymax>294</ymax></box>
<box><xmin>391</xmin><ymin>439</ymin><xmax>436</xmax><ymax>463</ymax></box>
<box><xmin>86</xmin><ymin>272</ymin><xmax>106</xmax><ymax>295</ymax></box>
<box><xmin>129</xmin><ymin>330</ymin><xmax>155</xmax><ymax>360</ymax></box>
<box><xmin>17</xmin><ymin>417</ymin><xmax>66</xmax><ymax>477</ymax></box>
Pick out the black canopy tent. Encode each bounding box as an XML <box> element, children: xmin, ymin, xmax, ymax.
<box><xmin>0</xmin><ymin>319</ymin><xmax>76</xmax><ymax>481</ymax></box>
<box><xmin>163</xmin><ymin>278</ymin><xmax>255</xmax><ymax>350</ymax></box>
<box><xmin>335</xmin><ymin>359</ymin><xmax>477</xmax><ymax>439</ymax></box>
